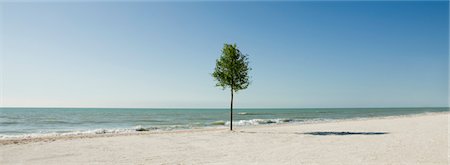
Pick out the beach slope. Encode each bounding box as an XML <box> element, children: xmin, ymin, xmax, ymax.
<box><xmin>1</xmin><ymin>113</ymin><xmax>448</xmax><ymax>164</ymax></box>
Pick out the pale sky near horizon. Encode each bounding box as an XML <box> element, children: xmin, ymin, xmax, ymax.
<box><xmin>0</xmin><ymin>1</ymin><xmax>448</xmax><ymax>108</ymax></box>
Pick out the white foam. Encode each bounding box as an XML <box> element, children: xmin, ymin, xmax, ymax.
<box><xmin>0</xmin><ymin>127</ymin><xmax>141</xmax><ymax>140</ymax></box>
<box><xmin>224</xmin><ymin>118</ymin><xmax>294</xmax><ymax>126</ymax></box>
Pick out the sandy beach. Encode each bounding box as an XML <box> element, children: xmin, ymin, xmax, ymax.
<box><xmin>1</xmin><ymin>112</ymin><xmax>448</xmax><ymax>165</ymax></box>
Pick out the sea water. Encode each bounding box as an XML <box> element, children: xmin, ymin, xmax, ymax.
<box><xmin>0</xmin><ymin>107</ymin><xmax>447</xmax><ymax>138</ymax></box>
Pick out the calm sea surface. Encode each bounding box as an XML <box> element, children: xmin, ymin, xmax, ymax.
<box><xmin>0</xmin><ymin>107</ymin><xmax>447</xmax><ymax>138</ymax></box>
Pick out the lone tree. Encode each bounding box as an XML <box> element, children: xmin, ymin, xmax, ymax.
<box><xmin>212</xmin><ymin>43</ymin><xmax>251</xmax><ymax>131</ymax></box>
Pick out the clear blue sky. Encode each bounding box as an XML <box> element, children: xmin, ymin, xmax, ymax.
<box><xmin>1</xmin><ymin>1</ymin><xmax>448</xmax><ymax>108</ymax></box>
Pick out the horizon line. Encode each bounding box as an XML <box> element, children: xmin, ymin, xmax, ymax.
<box><xmin>1</xmin><ymin>106</ymin><xmax>449</xmax><ymax>109</ymax></box>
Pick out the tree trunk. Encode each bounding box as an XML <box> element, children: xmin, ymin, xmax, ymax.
<box><xmin>230</xmin><ymin>89</ymin><xmax>233</xmax><ymax>131</ymax></box>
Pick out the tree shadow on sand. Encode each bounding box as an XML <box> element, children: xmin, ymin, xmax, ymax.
<box><xmin>238</xmin><ymin>131</ymin><xmax>388</xmax><ymax>136</ymax></box>
<box><xmin>303</xmin><ymin>131</ymin><xmax>388</xmax><ymax>136</ymax></box>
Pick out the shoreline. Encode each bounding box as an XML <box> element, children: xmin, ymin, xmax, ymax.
<box><xmin>1</xmin><ymin>111</ymin><xmax>448</xmax><ymax>164</ymax></box>
<box><xmin>1</xmin><ymin>111</ymin><xmax>447</xmax><ymax>145</ymax></box>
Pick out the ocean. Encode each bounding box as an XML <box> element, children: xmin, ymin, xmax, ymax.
<box><xmin>0</xmin><ymin>107</ymin><xmax>447</xmax><ymax>139</ymax></box>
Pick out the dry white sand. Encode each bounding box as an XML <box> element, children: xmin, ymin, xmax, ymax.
<box><xmin>1</xmin><ymin>112</ymin><xmax>448</xmax><ymax>165</ymax></box>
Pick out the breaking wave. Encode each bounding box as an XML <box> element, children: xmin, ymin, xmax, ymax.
<box><xmin>237</xmin><ymin>112</ymin><xmax>272</xmax><ymax>115</ymax></box>
<box><xmin>210</xmin><ymin>118</ymin><xmax>295</xmax><ymax>126</ymax></box>
<box><xmin>0</xmin><ymin>126</ymin><xmax>161</xmax><ymax>140</ymax></box>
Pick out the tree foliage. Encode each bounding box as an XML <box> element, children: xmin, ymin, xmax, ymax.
<box><xmin>212</xmin><ymin>44</ymin><xmax>251</xmax><ymax>92</ymax></box>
